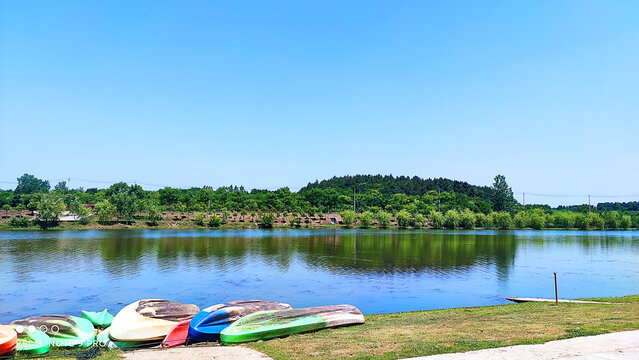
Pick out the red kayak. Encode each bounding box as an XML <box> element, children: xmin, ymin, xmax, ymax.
<box><xmin>160</xmin><ymin>319</ymin><xmax>190</xmax><ymax>348</ymax></box>
<box><xmin>0</xmin><ymin>325</ymin><xmax>17</xmax><ymax>355</ymax></box>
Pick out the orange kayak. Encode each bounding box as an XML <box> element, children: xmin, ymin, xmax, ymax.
<box><xmin>0</xmin><ymin>325</ymin><xmax>17</xmax><ymax>355</ymax></box>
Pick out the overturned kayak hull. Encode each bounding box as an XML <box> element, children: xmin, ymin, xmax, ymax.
<box><xmin>10</xmin><ymin>315</ymin><xmax>95</xmax><ymax>348</ymax></box>
<box><xmin>82</xmin><ymin>310</ymin><xmax>115</xmax><ymax>327</ymax></box>
<box><xmin>96</xmin><ymin>327</ymin><xmax>156</xmax><ymax>350</ymax></box>
<box><xmin>189</xmin><ymin>300</ymin><xmax>292</xmax><ymax>342</ymax></box>
<box><xmin>0</xmin><ymin>325</ymin><xmax>17</xmax><ymax>355</ymax></box>
<box><xmin>7</xmin><ymin>325</ymin><xmax>50</xmax><ymax>355</ymax></box>
<box><xmin>220</xmin><ymin>305</ymin><xmax>365</xmax><ymax>344</ymax></box>
<box><xmin>110</xmin><ymin>299</ymin><xmax>199</xmax><ymax>342</ymax></box>
<box><xmin>161</xmin><ymin>319</ymin><xmax>190</xmax><ymax>348</ymax></box>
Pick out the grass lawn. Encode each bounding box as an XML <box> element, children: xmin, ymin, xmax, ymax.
<box><xmin>248</xmin><ymin>295</ymin><xmax>639</xmax><ymax>360</ymax></box>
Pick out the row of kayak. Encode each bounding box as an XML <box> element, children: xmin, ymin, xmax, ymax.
<box><xmin>0</xmin><ymin>299</ymin><xmax>365</xmax><ymax>356</ymax></box>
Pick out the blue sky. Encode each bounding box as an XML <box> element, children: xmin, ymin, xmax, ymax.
<box><xmin>1</xmin><ymin>1</ymin><xmax>637</xmax><ymax>206</ymax></box>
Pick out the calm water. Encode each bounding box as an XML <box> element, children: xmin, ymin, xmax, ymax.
<box><xmin>1</xmin><ymin>229</ymin><xmax>638</xmax><ymax>323</ymax></box>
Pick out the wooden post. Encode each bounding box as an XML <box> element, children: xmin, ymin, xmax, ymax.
<box><xmin>554</xmin><ymin>272</ymin><xmax>558</xmax><ymax>306</ymax></box>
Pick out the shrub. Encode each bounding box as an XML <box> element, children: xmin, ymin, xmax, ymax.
<box><xmin>9</xmin><ymin>216</ymin><xmax>31</xmax><ymax>228</ymax></box>
<box><xmin>375</xmin><ymin>211</ymin><xmax>391</xmax><ymax>229</ymax></box>
<box><xmin>587</xmin><ymin>213</ymin><xmax>604</xmax><ymax>230</ymax></box>
<box><xmin>604</xmin><ymin>211</ymin><xmax>620</xmax><ymax>229</ymax></box>
<box><xmin>632</xmin><ymin>215</ymin><xmax>639</xmax><ymax>229</ymax></box>
<box><xmin>475</xmin><ymin>213</ymin><xmax>492</xmax><ymax>228</ymax></box>
<box><xmin>443</xmin><ymin>210</ymin><xmax>460</xmax><ymax>229</ymax></box>
<box><xmin>620</xmin><ymin>215</ymin><xmax>631</xmax><ymax>229</ymax></box>
<box><xmin>289</xmin><ymin>217</ymin><xmax>302</xmax><ymax>227</ymax></box>
<box><xmin>553</xmin><ymin>211</ymin><xmax>574</xmax><ymax>229</ymax></box>
<box><xmin>460</xmin><ymin>209</ymin><xmax>475</xmax><ymax>229</ymax></box>
<box><xmin>513</xmin><ymin>212</ymin><xmax>528</xmax><ymax>229</ymax></box>
<box><xmin>396</xmin><ymin>210</ymin><xmax>411</xmax><ymax>228</ymax></box>
<box><xmin>259</xmin><ymin>213</ymin><xmax>274</xmax><ymax>229</ymax></box>
<box><xmin>195</xmin><ymin>213</ymin><xmax>206</xmax><ymax>226</ymax></box>
<box><xmin>574</xmin><ymin>213</ymin><xmax>588</xmax><ymax>230</ymax></box>
<box><xmin>359</xmin><ymin>211</ymin><xmax>374</xmax><ymax>228</ymax></box>
<box><xmin>341</xmin><ymin>210</ymin><xmax>356</xmax><ymax>227</ymax></box>
<box><xmin>413</xmin><ymin>213</ymin><xmax>426</xmax><ymax>229</ymax></box>
<box><xmin>147</xmin><ymin>205</ymin><xmax>163</xmax><ymax>226</ymax></box>
<box><xmin>529</xmin><ymin>210</ymin><xmax>546</xmax><ymax>230</ymax></box>
<box><xmin>430</xmin><ymin>211</ymin><xmax>444</xmax><ymax>229</ymax></box>
<box><xmin>492</xmin><ymin>212</ymin><xmax>512</xmax><ymax>229</ymax></box>
<box><xmin>95</xmin><ymin>200</ymin><xmax>117</xmax><ymax>224</ymax></box>
<box><xmin>208</xmin><ymin>216</ymin><xmax>222</xmax><ymax>227</ymax></box>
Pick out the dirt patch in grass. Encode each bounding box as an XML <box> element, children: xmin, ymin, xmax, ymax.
<box><xmin>248</xmin><ymin>295</ymin><xmax>639</xmax><ymax>360</ymax></box>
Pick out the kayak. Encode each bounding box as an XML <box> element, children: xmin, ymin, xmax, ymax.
<box><xmin>220</xmin><ymin>304</ymin><xmax>365</xmax><ymax>344</ymax></box>
<box><xmin>81</xmin><ymin>309</ymin><xmax>114</xmax><ymax>327</ymax></box>
<box><xmin>110</xmin><ymin>299</ymin><xmax>199</xmax><ymax>342</ymax></box>
<box><xmin>160</xmin><ymin>319</ymin><xmax>190</xmax><ymax>348</ymax></box>
<box><xmin>0</xmin><ymin>325</ymin><xmax>17</xmax><ymax>355</ymax></box>
<box><xmin>96</xmin><ymin>327</ymin><xmax>156</xmax><ymax>350</ymax></box>
<box><xmin>188</xmin><ymin>300</ymin><xmax>292</xmax><ymax>342</ymax></box>
<box><xmin>11</xmin><ymin>315</ymin><xmax>95</xmax><ymax>348</ymax></box>
<box><xmin>7</xmin><ymin>324</ymin><xmax>50</xmax><ymax>355</ymax></box>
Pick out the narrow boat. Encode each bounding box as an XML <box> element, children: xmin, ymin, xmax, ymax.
<box><xmin>220</xmin><ymin>304</ymin><xmax>365</xmax><ymax>344</ymax></box>
<box><xmin>7</xmin><ymin>325</ymin><xmax>50</xmax><ymax>355</ymax></box>
<box><xmin>10</xmin><ymin>315</ymin><xmax>95</xmax><ymax>348</ymax></box>
<box><xmin>110</xmin><ymin>299</ymin><xmax>199</xmax><ymax>342</ymax></box>
<box><xmin>0</xmin><ymin>325</ymin><xmax>17</xmax><ymax>355</ymax></box>
<box><xmin>96</xmin><ymin>327</ymin><xmax>156</xmax><ymax>349</ymax></box>
<box><xmin>81</xmin><ymin>309</ymin><xmax>114</xmax><ymax>327</ymax></box>
<box><xmin>160</xmin><ymin>319</ymin><xmax>190</xmax><ymax>348</ymax></box>
<box><xmin>189</xmin><ymin>300</ymin><xmax>292</xmax><ymax>342</ymax></box>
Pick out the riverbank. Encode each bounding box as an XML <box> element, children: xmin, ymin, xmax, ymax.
<box><xmin>47</xmin><ymin>295</ymin><xmax>639</xmax><ymax>360</ymax></box>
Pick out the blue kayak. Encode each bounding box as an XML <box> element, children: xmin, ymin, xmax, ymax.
<box><xmin>188</xmin><ymin>300</ymin><xmax>291</xmax><ymax>342</ymax></box>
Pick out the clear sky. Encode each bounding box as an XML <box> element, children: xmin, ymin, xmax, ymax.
<box><xmin>1</xmin><ymin>1</ymin><xmax>637</xmax><ymax>206</ymax></box>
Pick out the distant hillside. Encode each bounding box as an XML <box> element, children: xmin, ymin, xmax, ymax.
<box><xmin>300</xmin><ymin>174</ymin><xmax>496</xmax><ymax>203</ymax></box>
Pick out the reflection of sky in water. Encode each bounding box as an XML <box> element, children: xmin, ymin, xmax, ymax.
<box><xmin>0</xmin><ymin>229</ymin><xmax>637</xmax><ymax>323</ymax></box>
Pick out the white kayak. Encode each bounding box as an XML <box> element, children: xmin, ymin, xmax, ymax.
<box><xmin>110</xmin><ymin>299</ymin><xmax>199</xmax><ymax>342</ymax></box>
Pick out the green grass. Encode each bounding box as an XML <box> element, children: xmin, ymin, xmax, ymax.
<box><xmin>248</xmin><ymin>295</ymin><xmax>639</xmax><ymax>360</ymax></box>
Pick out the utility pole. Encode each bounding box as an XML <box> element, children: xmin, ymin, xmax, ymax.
<box><xmin>588</xmin><ymin>195</ymin><xmax>591</xmax><ymax>213</ymax></box>
<box><xmin>523</xmin><ymin>192</ymin><xmax>526</xmax><ymax>207</ymax></box>
<box><xmin>438</xmin><ymin>188</ymin><xmax>441</xmax><ymax>212</ymax></box>
<box><xmin>353</xmin><ymin>188</ymin><xmax>356</xmax><ymax>213</ymax></box>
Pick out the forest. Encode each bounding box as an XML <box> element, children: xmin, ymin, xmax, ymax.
<box><xmin>1</xmin><ymin>173</ymin><xmax>638</xmax><ymax>230</ymax></box>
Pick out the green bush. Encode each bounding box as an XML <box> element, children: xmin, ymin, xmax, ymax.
<box><xmin>430</xmin><ymin>211</ymin><xmax>444</xmax><ymax>229</ymax></box>
<box><xmin>208</xmin><ymin>215</ymin><xmax>222</xmax><ymax>227</ymax></box>
<box><xmin>513</xmin><ymin>212</ymin><xmax>528</xmax><ymax>229</ymax></box>
<box><xmin>259</xmin><ymin>213</ymin><xmax>274</xmax><ymax>228</ymax></box>
<box><xmin>341</xmin><ymin>210</ymin><xmax>356</xmax><ymax>227</ymax></box>
<box><xmin>553</xmin><ymin>211</ymin><xmax>574</xmax><ymax>229</ymax></box>
<box><xmin>632</xmin><ymin>215</ymin><xmax>639</xmax><ymax>229</ymax></box>
<box><xmin>9</xmin><ymin>216</ymin><xmax>31</xmax><ymax>228</ymax></box>
<box><xmin>460</xmin><ymin>209</ymin><xmax>475</xmax><ymax>229</ymax></box>
<box><xmin>95</xmin><ymin>200</ymin><xmax>117</xmax><ymax>224</ymax></box>
<box><xmin>475</xmin><ymin>213</ymin><xmax>492</xmax><ymax>228</ymax></box>
<box><xmin>147</xmin><ymin>205</ymin><xmax>163</xmax><ymax>226</ymax></box>
<box><xmin>443</xmin><ymin>210</ymin><xmax>460</xmax><ymax>229</ymax></box>
<box><xmin>587</xmin><ymin>213</ymin><xmax>604</xmax><ymax>230</ymax></box>
<box><xmin>604</xmin><ymin>211</ymin><xmax>620</xmax><ymax>229</ymax></box>
<box><xmin>289</xmin><ymin>217</ymin><xmax>302</xmax><ymax>227</ymax></box>
<box><xmin>492</xmin><ymin>212</ymin><xmax>512</xmax><ymax>229</ymax></box>
<box><xmin>375</xmin><ymin>211</ymin><xmax>391</xmax><ymax>229</ymax></box>
<box><xmin>574</xmin><ymin>213</ymin><xmax>588</xmax><ymax>230</ymax></box>
<box><xmin>396</xmin><ymin>210</ymin><xmax>411</xmax><ymax>228</ymax></box>
<box><xmin>413</xmin><ymin>213</ymin><xmax>426</xmax><ymax>229</ymax></box>
<box><xmin>195</xmin><ymin>213</ymin><xmax>206</xmax><ymax>226</ymax></box>
<box><xmin>620</xmin><ymin>215</ymin><xmax>631</xmax><ymax>229</ymax></box>
<box><xmin>529</xmin><ymin>210</ymin><xmax>546</xmax><ymax>230</ymax></box>
<box><xmin>359</xmin><ymin>211</ymin><xmax>374</xmax><ymax>228</ymax></box>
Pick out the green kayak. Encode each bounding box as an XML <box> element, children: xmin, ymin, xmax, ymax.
<box><xmin>11</xmin><ymin>315</ymin><xmax>95</xmax><ymax>348</ymax></box>
<box><xmin>7</xmin><ymin>324</ymin><xmax>50</xmax><ymax>355</ymax></box>
<box><xmin>220</xmin><ymin>304</ymin><xmax>365</xmax><ymax>344</ymax></box>
<box><xmin>81</xmin><ymin>310</ymin><xmax>114</xmax><ymax>327</ymax></box>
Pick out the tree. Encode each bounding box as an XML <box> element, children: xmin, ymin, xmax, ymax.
<box><xmin>574</xmin><ymin>213</ymin><xmax>588</xmax><ymax>230</ymax></box>
<box><xmin>359</xmin><ymin>211</ymin><xmax>374</xmax><ymax>228</ymax></box>
<box><xmin>492</xmin><ymin>212</ymin><xmax>512</xmax><ymax>229</ymax></box>
<box><xmin>35</xmin><ymin>192</ymin><xmax>66</xmax><ymax>229</ymax></box>
<box><xmin>513</xmin><ymin>212</ymin><xmax>528</xmax><ymax>228</ymax></box>
<box><xmin>94</xmin><ymin>200</ymin><xmax>116</xmax><ymax>223</ymax></box>
<box><xmin>259</xmin><ymin>213</ymin><xmax>274</xmax><ymax>228</ymax></box>
<box><xmin>208</xmin><ymin>216</ymin><xmax>222</xmax><ymax>227</ymax></box>
<box><xmin>475</xmin><ymin>213</ymin><xmax>492</xmax><ymax>228</ymax></box>
<box><xmin>491</xmin><ymin>175</ymin><xmax>514</xmax><ymax>212</ymax></box>
<box><xmin>413</xmin><ymin>213</ymin><xmax>426</xmax><ymax>229</ymax></box>
<box><xmin>429</xmin><ymin>211</ymin><xmax>444</xmax><ymax>229</ymax></box>
<box><xmin>587</xmin><ymin>213</ymin><xmax>604</xmax><ymax>230</ymax></box>
<box><xmin>375</xmin><ymin>211</ymin><xmax>391</xmax><ymax>229</ymax></box>
<box><xmin>341</xmin><ymin>210</ymin><xmax>356</xmax><ymax>227</ymax></box>
<box><xmin>147</xmin><ymin>204</ymin><xmax>163</xmax><ymax>226</ymax></box>
<box><xmin>620</xmin><ymin>215</ymin><xmax>631</xmax><ymax>229</ymax></box>
<box><xmin>443</xmin><ymin>210</ymin><xmax>460</xmax><ymax>229</ymax></box>
<box><xmin>396</xmin><ymin>210</ymin><xmax>411</xmax><ymax>228</ymax></box>
<box><xmin>195</xmin><ymin>213</ymin><xmax>206</xmax><ymax>226</ymax></box>
<box><xmin>54</xmin><ymin>181</ymin><xmax>69</xmax><ymax>192</ymax></box>
<box><xmin>111</xmin><ymin>189</ymin><xmax>138</xmax><ymax>221</ymax></box>
<box><xmin>529</xmin><ymin>210</ymin><xmax>545</xmax><ymax>230</ymax></box>
<box><xmin>15</xmin><ymin>174</ymin><xmax>50</xmax><ymax>195</ymax></box>
<box><xmin>460</xmin><ymin>209</ymin><xmax>475</xmax><ymax>229</ymax></box>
